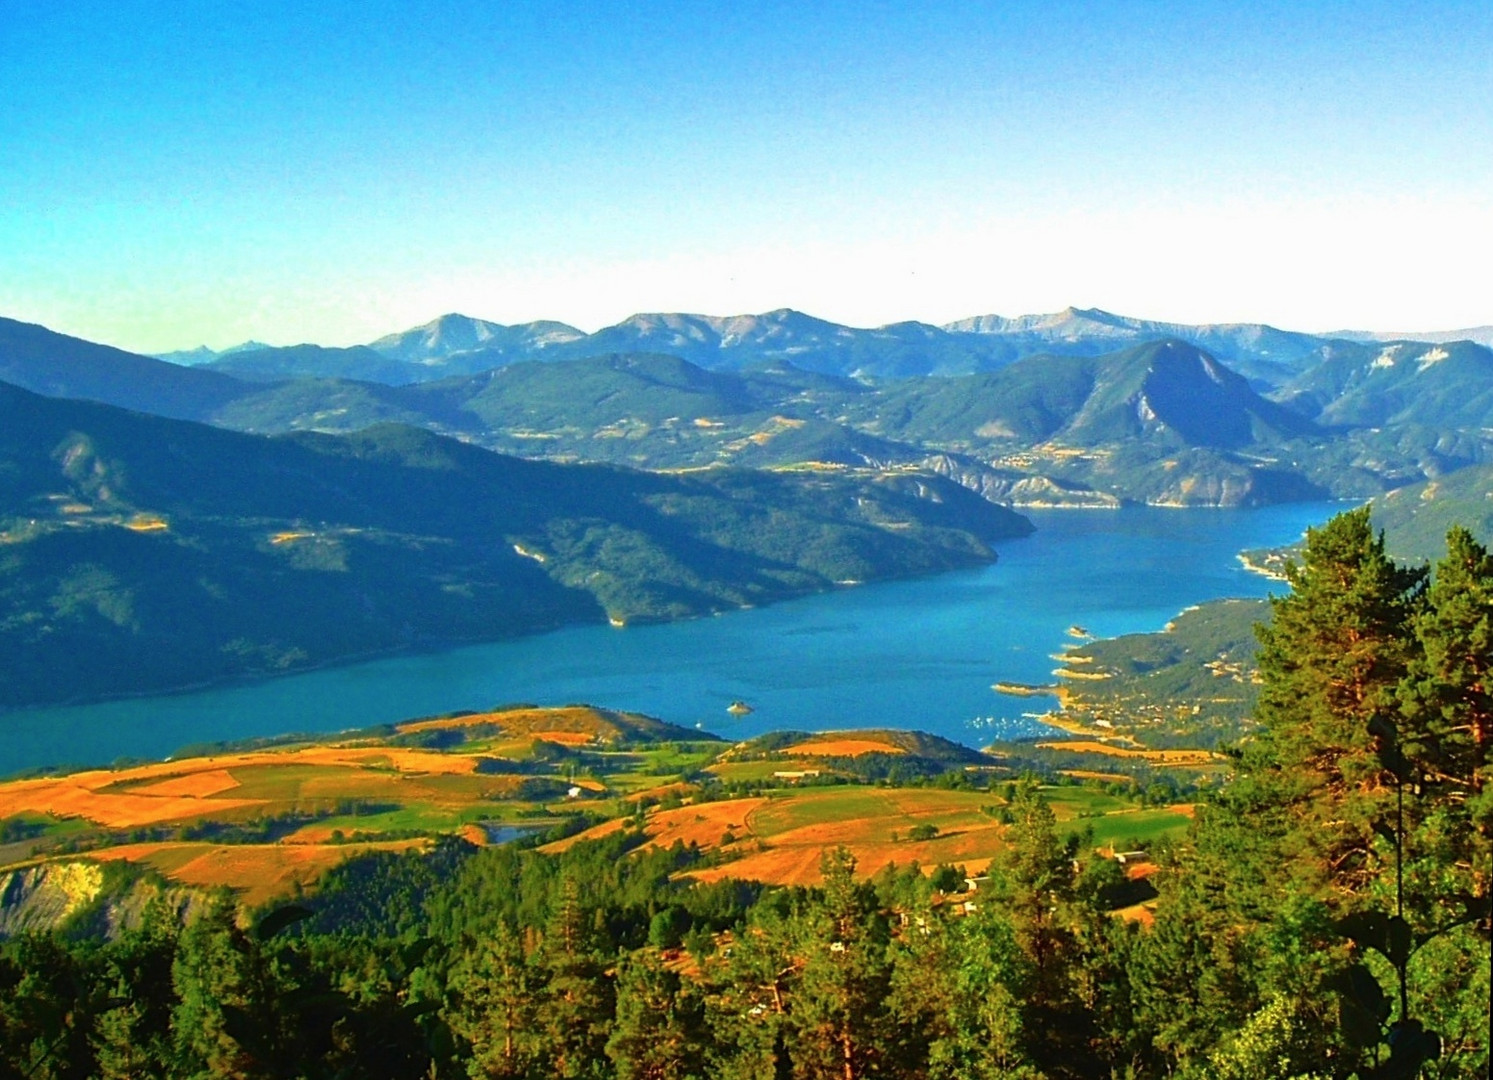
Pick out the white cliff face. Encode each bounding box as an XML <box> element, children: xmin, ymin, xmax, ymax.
<box><xmin>0</xmin><ymin>861</ymin><xmax>206</xmax><ymax>939</ymax></box>
<box><xmin>1416</xmin><ymin>346</ymin><xmax>1450</xmax><ymax>372</ymax></box>
<box><xmin>0</xmin><ymin>861</ymin><xmax>104</xmax><ymax>934</ymax></box>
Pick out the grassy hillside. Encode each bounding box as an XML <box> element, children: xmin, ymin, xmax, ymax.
<box><xmin>1276</xmin><ymin>339</ymin><xmax>1493</xmax><ymax>429</ymax></box>
<box><xmin>207</xmin><ymin>342</ymin><xmax>1409</xmax><ymax>508</ymax></box>
<box><xmin>203</xmin><ymin>344</ymin><xmax>426</xmax><ymax>385</ymax></box>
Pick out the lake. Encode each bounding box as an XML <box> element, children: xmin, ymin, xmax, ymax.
<box><xmin>3</xmin><ymin>502</ymin><xmax>1340</xmax><ymax>774</ymax></box>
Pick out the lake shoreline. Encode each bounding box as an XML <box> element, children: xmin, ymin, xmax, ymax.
<box><xmin>0</xmin><ymin>552</ymin><xmax>1009</xmax><ymax>717</ymax></box>
<box><xmin>0</xmin><ymin>503</ymin><xmax>1342</xmax><ymax>776</ymax></box>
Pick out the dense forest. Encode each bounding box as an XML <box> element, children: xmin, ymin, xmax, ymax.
<box><xmin>2</xmin><ymin>507</ymin><xmax>1490</xmax><ymax>1079</ymax></box>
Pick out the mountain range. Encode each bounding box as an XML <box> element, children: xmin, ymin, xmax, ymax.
<box><xmin>1333</xmin><ymin>324</ymin><xmax>1493</xmax><ymax>349</ymax></box>
<box><xmin>155</xmin><ymin>305</ymin><xmax>1371</xmax><ymax>388</ymax></box>
<box><xmin>8</xmin><ymin>299</ymin><xmax>1493</xmax><ymax>706</ymax></box>
<box><xmin>11</xmin><ymin>312</ymin><xmax>1493</xmax><ymax>509</ymax></box>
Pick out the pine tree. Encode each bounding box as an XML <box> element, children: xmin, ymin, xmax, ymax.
<box><xmin>988</xmin><ymin>780</ymin><xmax>1097</xmax><ymax>1075</ymax></box>
<box><xmin>995</xmin><ymin>780</ymin><xmax>1077</xmax><ymax>1009</ymax></box>
<box><xmin>169</xmin><ymin>900</ymin><xmax>288</xmax><ymax>1080</ymax></box>
<box><xmin>1396</xmin><ymin>525</ymin><xmax>1493</xmax><ymax>1076</ymax></box>
<box><xmin>1252</xmin><ymin>506</ymin><xmax>1425</xmax><ymax>894</ymax></box>
<box><xmin>446</xmin><ymin>921</ymin><xmax>542</xmax><ymax>1079</ymax></box>
<box><xmin>1400</xmin><ymin>525</ymin><xmax>1493</xmax><ymax>808</ymax></box>
<box><xmin>533</xmin><ymin>874</ymin><xmax>615</xmax><ymax>1078</ymax></box>
<box><xmin>0</xmin><ymin>934</ymin><xmax>96</xmax><ymax>1080</ymax></box>
<box><xmin>605</xmin><ymin>951</ymin><xmax>711</xmax><ymax>1080</ymax></box>
<box><xmin>786</xmin><ymin>847</ymin><xmax>898</xmax><ymax>1080</ymax></box>
<box><xmin>91</xmin><ymin>911</ymin><xmax>180</xmax><ymax>1080</ymax></box>
<box><xmin>705</xmin><ymin>898</ymin><xmax>798</xmax><ymax>1080</ymax></box>
<box><xmin>923</xmin><ymin>908</ymin><xmax>1046</xmax><ymax>1080</ymax></box>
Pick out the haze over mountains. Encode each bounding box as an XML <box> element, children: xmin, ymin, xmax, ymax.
<box><xmin>8</xmin><ymin>305</ymin><xmax>1493</xmax><ymax>512</ymax></box>
<box><xmin>1333</xmin><ymin>324</ymin><xmax>1493</xmax><ymax>348</ymax></box>
<box><xmin>155</xmin><ymin>305</ymin><xmax>1365</xmax><ymax>386</ymax></box>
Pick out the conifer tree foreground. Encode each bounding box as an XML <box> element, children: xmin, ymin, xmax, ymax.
<box><xmin>1253</xmin><ymin>506</ymin><xmax>1426</xmax><ymax>896</ymax></box>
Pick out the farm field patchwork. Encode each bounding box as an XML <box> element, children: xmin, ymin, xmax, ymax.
<box><xmin>0</xmin><ymin>705</ymin><xmax>699</xmax><ymax>901</ymax></box>
<box><xmin>0</xmin><ymin>710</ymin><xmax>1197</xmax><ymax>907</ymax></box>
<box><xmin>558</xmin><ymin>782</ymin><xmax>1193</xmax><ymax>887</ymax></box>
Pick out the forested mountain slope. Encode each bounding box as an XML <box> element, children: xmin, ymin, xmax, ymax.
<box><xmin>0</xmin><ymin>380</ymin><xmax>1029</xmax><ymax>707</ymax></box>
<box><xmin>0</xmin><ymin>316</ymin><xmax>249</xmax><ymax>421</ymax></box>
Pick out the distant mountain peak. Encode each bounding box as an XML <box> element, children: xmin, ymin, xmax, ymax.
<box><xmin>369</xmin><ymin>314</ymin><xmax>585</xmax><ymax>364</ymax></box>
<box><xmin>153</xmin><ymin>340</ymin><xmax>271</xmax><ymax>365</ymax></box>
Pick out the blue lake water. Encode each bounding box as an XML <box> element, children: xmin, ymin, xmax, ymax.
<box><xmin>2</xmin><ymin>503</ymin><xmax>1341</xmax><ymax>775</ymax></box>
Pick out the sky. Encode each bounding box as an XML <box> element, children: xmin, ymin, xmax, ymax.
<box><xmin>2</xmin><ymin>0</ymin><xmax>1491</xmax><ymax>352</ymax></box>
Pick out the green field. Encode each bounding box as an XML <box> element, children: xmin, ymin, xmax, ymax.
<box><xmin>1069</xmin><ymin>809</ymin><xmax>1194</xmax><ymax>849</ymax></box>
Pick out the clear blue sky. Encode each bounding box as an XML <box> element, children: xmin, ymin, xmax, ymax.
<box><xmin>2</xmin><ymin>0</ymin><xmax>1490</xmax><ymax>351</ymax></box>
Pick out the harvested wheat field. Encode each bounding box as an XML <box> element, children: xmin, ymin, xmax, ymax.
<box><xmin>130</xmin><ymin>769</ymin><xmax>242</xmax><ymax>798</ymax></box>
<box><xmin>0</xmin><ymin>743</ymin><xmax>494</xmax><ymax>832</ymax></box>
<box><xmin>632</xmin><ymin>800</ymin><xmax>764</xmax><ymax>849</ymax></box>
<box><xmin>544</xmin><ymin>798</ymin><xmax>767</xmax><ymax>855</ymax></box>
<box><xmin>706</xmin><ymin>759</ymin><xmax>827</xmax><ymax>781</ymax></box>
<box><xmin>0</xmin><ymin>774</ymin><xmax>264</xmax><ymax>829</ymax></box>
<box><xmin>91</xmin><ymin>839</ymin><xmax>426</xmax><ymax>905</ymax></box>
<box><xmin>532</xmin><ymin>731</ymin><xmax>597</xmax><ymax>746</ymax></box>
<box><xmin>277</xmin><ymin>746</ymin><xmax>481</xmax><ymax>775</ymax></box>
<box><xmin>790</xmin><ymin>739</ymin><xmax>906</xmax><ymax>757</ymax></box>
<box><xmin>747</xmin><ymin>787</ymin><xmax>996</xmax><ymax>837</ymax></box>
<box><xmin>689</xmin><ymin>820</ymin><xmax>1009</xmax><ymax>888</ymax></box>
<box><xmin>540</xmin><ymin>817</ymin><xmax>631</xmax><ymax>854</ymax></box>
<box><xmin>629</xmin><ymin>787</ymin><xmax>1013</xmax><ymax>887</ymax></box>
<box><xmin>1059</xmin><ymin>770</ymin><xmax>1134</xmax><ymax>783</ymax></box>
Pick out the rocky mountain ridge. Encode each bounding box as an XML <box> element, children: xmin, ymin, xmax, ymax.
<box><xmin>150</xmin><ymin>303</ymin><xmax>1472</xmax><ymax>389</ymax></box>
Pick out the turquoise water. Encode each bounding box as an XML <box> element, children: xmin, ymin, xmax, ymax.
<box><xmin>3</xmin><ymin>503</ymin><xmax>1340</xmax><ymax>774</ymax></box>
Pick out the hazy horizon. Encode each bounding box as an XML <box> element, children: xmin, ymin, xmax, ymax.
<box><xmin>4</xmin><ymin>1</ymin><xmax>1490</xmax><ymax>353</ymax></box>
<box><xmin>128</xmin><ymin>303</ymin><xmax>1493</xmax><ymax>359</ymax></box>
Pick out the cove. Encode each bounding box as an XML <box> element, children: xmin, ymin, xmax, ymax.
<box><xmin>3</xmin><ymin>503</ymin><xmax>1341</xmax><ymax>775</ymax></box>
